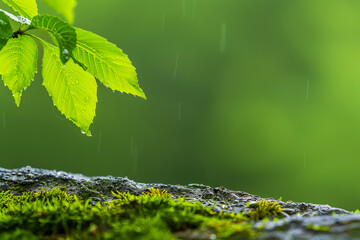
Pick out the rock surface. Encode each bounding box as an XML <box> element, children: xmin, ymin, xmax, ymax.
<box><xmin>0</xmin><ymin>166</ymin><xmax>359</xmax><ymax>239</ymax></box>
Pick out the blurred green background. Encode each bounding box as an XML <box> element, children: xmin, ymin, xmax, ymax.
<box><xmin>1</xmin><ymin>0</ymin><xmax>360</xmax><ymax>210</ymax></box>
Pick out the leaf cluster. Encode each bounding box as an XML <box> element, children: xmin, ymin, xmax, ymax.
<box><xmin>0</xmin><ymin>0</ymin><xmax>146</xmax><ymax>135</ymax></box>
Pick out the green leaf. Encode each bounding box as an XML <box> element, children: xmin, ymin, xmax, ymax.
<box><xmin>72</xmin><ymin>28</ymin><xmax>146</xmax><ymax>99</ymax></box>
<box><xmin>0</xmin><ymin>35</ymin><xmax>38</xmax><ymax>106</ymax></box>
<box><xmin>0</xmin><ymin>12</ymin><xmax>12</xmax><ymax>38</ymax></box>
<box><xmin>41</xmin><ymin>41</ymin><xmax>97</xmax><ymax>136</ymax></box>
<box><xmin>1</xmin><ymin>0</ymin><xmax>38</xmax><ymax>19</ymax></box>
<box><xmin>40</xmin><ymin>0</ymin><xmax>76</xmax><ymax>24</ymax></box>
<box><xmin>0</xmin><ymin>11</ymin><xmax>12</xmax><ymax>50</ymax></box>
<box><xmin>31</xmin><ymin>14</ymin><xmax>76</xmax><ymax>64</ymax></box>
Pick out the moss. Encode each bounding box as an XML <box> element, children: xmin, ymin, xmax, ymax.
<box><xmin>306</xmin><ymin>224</ymin><xmax>331</xmax><ymax>232</ymax></box>
<box><xmin>247</xmin><ymin>200</ymin><xmax>283</xmax><ymax>221</ymax></box>
<box><xmin>0</xmin><ymin>229</ymin><xmax>38</xmax><ymax>240</ymax></box>
<box><xmin>0</xmin><ymin>187</ymin><xmax>260</xmax><ymax>240</ymax></box>
<box><xmin>10</xmin><ymin>186</ymin><xmax>25</xmax><ymax>193</ymax></box>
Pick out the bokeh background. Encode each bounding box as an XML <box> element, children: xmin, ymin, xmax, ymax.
<box><xmin>1</xmin><ymin>0</ymin><xmax>360</xmax><ymax>210</ymax></box>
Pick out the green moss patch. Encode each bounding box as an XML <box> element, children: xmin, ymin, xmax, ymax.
<box><xmin>0</xmin><ymin>188</ymin><xmax>284</xmax><ymax>239</ymax></box>
<box><xmin>248</xmin><ymin>200</ymin><xmax>283</xmax><ymax>221</ymax></box>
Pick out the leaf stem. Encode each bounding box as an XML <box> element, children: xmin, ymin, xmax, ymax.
<box><xmin>19</xmin><ymin>24</ymin><xmax>27</xmax><ymax>31</ymax></box>
<box><xmin>23</xmin><ymin>33</ymin><xmax>55</xmax><ymax>48</ymax></box>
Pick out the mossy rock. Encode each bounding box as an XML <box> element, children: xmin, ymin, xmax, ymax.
<box><xmin>0</xmin><ymin>166</ymin><xmax>358</xmax><ymax>239</ymax></box>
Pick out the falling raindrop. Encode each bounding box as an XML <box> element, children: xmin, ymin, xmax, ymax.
<box><xmin>130</xmin><ymin>136</ymin><xmax>139</xmax><ymax>176</ymax></box>
<box><xmin>306</xmin><ymin>79</ymin><xmax>310</xmax><ymax>102</ymax></box>
<box><xmin>173</xmin><ymin>53</ymin><xmax>180</xmax><ymax>80</ymax></box>
<box><xmin>162</xmin><ymin>12</ymin><xmax>166</xmax><ymax>32</ymax></box>
<box><xmin>220</xmin><ymin>22</ymin><xmax>227</xmax><ymax>54</ymax></box>
<box><xmin>98</xmin><ymin>130</ymin><xmax>102</xmax><ymax>153</ymax></box>
<box><xmin>157</xmin><ymin>152</ymin><xmax>160</xmax><ymax>169</ymax></box>
<box><xmin>131</xmin><ymin>136</ymin><xmax>134</xmax><ymax>155</ymax></box>
<box><xmin>183</xmin><ymin>0</ymin><xmax>186</xmax><ymax>18</ymax></box>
